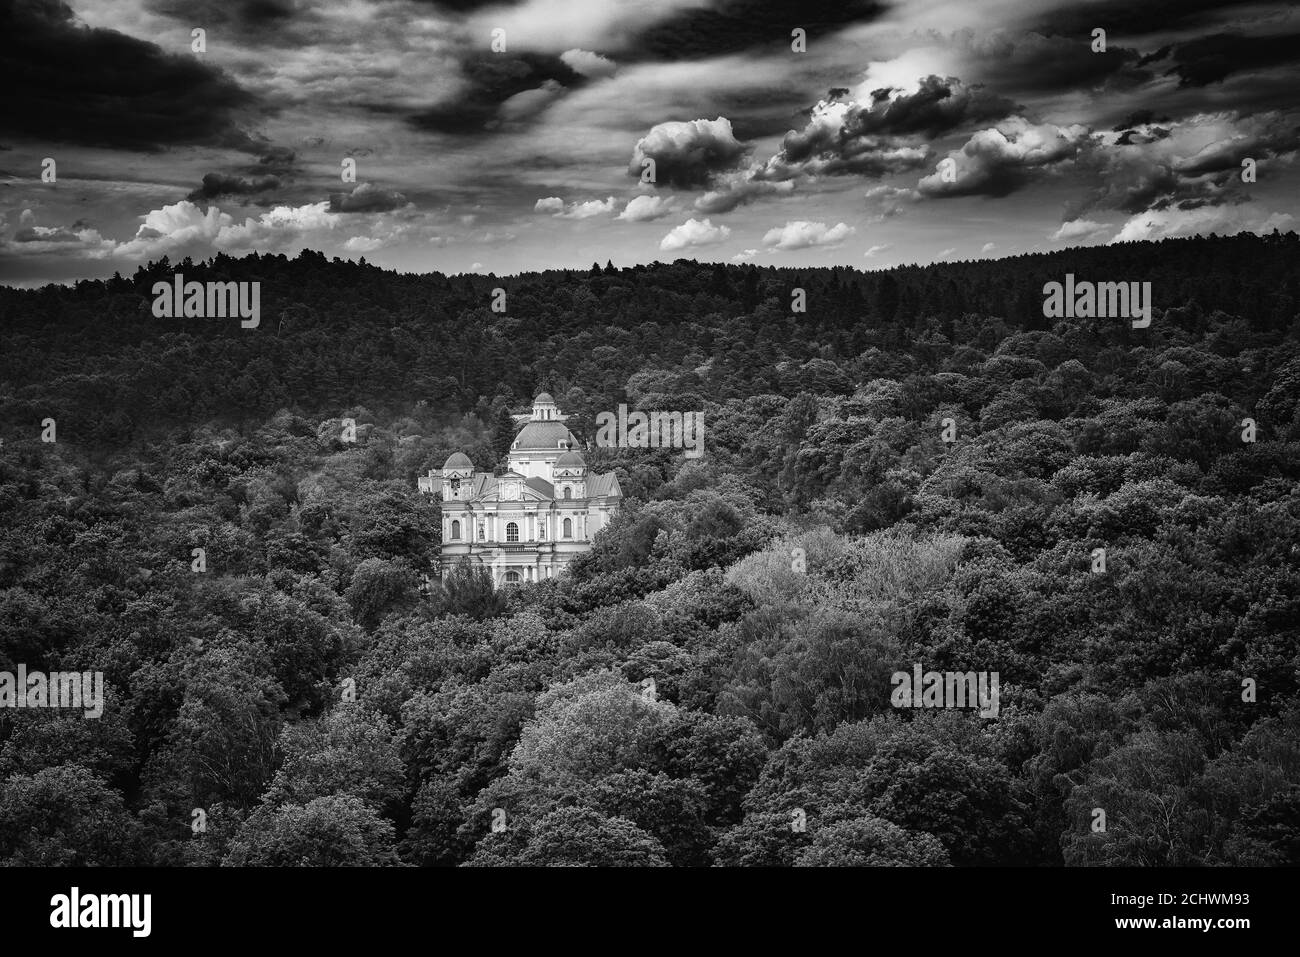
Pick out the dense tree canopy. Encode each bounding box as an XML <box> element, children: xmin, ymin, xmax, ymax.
<box><xmin>1</xmin><ymin>232</ymin><xmax>1298</xmax><ymax>865</ymax></box>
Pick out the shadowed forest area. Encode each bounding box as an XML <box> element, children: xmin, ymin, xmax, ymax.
<box><xmin>1</xmin><ymin>231</ymin><xmax>1298</xmax><ymax>866</ymax></box>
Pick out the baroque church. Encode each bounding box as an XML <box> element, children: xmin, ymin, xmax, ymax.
<box><xmin>418</xmin><ymin>393</ymin><xmax>622</xmax><ymax>585</ymax></box>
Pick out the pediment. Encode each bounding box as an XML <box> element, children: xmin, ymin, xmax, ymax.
<box><xmin>474</xmin><ymin>483</ymin><xmax>552</xmax><ymax>504</ymax></box>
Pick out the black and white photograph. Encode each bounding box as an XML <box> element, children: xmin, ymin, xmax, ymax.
<box><xmin>0</xmin><ymin>0</ymin><xmax>1296</xmax><ymax>939</ymax></box>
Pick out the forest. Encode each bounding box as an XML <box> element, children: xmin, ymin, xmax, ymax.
<box><xmin>0</xmin><ymin>230</ymin><xmax>1297</xmax><ymax>866</ymax></box>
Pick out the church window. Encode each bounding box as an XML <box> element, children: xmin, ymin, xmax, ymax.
<box><xmin>563</xmin><ymin>518</ymin><xmax>572</xmax><ymax>538</ymax></box>
<box><xmin>506</xmin><ymin>522</ymin><xmax>519</xmax><ymax>542</ymax></box>
<box><xmin>563</xmin><ymin>487</ymin><xmax>572</xmax><ymax>500</ymax></box>
<box><xmin>451</xmin><ymin>520</ymin><xmax>460</xmax><ymax>540</ymax></box>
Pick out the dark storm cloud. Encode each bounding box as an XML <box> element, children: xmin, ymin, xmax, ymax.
<box><xmin>843</xmin><ymin>76</ymin><xmax>1017</xmax><ymax>138</ymax></box>
<box><xmin>1113</xmin><ymin>110</ymin><xmax>1170</xmax><ymax>131</ymax></box>
<box><xmin>1068</xmin><ymin>113</ymin><xmax>1300</xmax><ymax>218</ymax></box>
<box><xmin>408</xmin><ymin>0</ymin><xmax>525</xmax><ymax>9</ymax></box>
<box><xmin>329</xmin><ymin>183</ymin><xmax>409</xmax><ymax>213</ymax></box>
<box><xmin>637</xmin><ymin>85</ymin><xmax>825</xmax><ymax>145</ymax></box>
<box><xmin>1115</xmin><ymin>126</ymin><xmax>1171</xmax><ymax>146</ymax></box>
<box><xmin>966</xmin><ymin>31</ymin><xmax>1148</xmax><ymax>93</ymax></box>
<box><xmin>185</xmin><ymin>145</ymin><xmax>298</xmax><ymax>200</ymax></box>
<box><xmin>1174</xmin><ymin>124</ymin><xmax>1300</xmax><ymax>177</ymax></box>
<box><xmin>1137</xmin><ymin>46</ymin><xmax>1172</xmax><ymax>67</ymax></box>
<box><xmin>0</xmin><ymin>0</ymin><xmax>259</xmax><ymax>151</ymax></box>
<box><xmin>405</xmin><ymin>0</ymin><xmax>527</xmax><ymax>9</ymax></box>
<box><xmin>628</xmin><ymin>117</ymin><xmax>751</xmax><ymax>188</ymax></box>
<box><xmin>626</xmin><ymin>0</ymin><xmax>886</xmax><ymax>62</ymax></box>
<box><xmin>693</xmin><ymin>176</ymin><xmax>792</xmax><ymax>213</ymax></box>
<box><xmin>13</xmin><ymin>225</ymin><xmax>84</xmax><ymax>243</ymax></box>
<box><xmin>916</xmin><ymin>118</ymin><xmax>1090</xmax><ymax>199</ymax></box>
<box><xmin>187</xmin><ymin>172</ymin><xmax>283</xmax><ymax>200</ymax></box>
<box><xmin>1112</xmin><ymin>111</ymin><xmax>1172</xmax><ymax>146</ymax></box>
<box><xmin>144</xmin><ymin>0</ymin><xmax>296</xmax><ymax>42</ymax></box>
<box><xmin>406</xmin><ymin>53</ymin><xmax>584</xmax><ymax>135</ymax></box>
<box><xmin>255</xmin><ymin>147</ymin><xmax>297</xmax><ymax>176</ymax></box>
<box><xmin>1031</xmin><ymin>0</ymin><xmax>1266</xmax><ymax>39</ymax></box>
<box><xmin>695</xmin><ymin>76</ymin><xmax>1013</xmax><ymax>206</ymax></box>
<box><xmin>1082</xmin><ymin>158</ymin><xmax>1183</xmax><ymax>214</ymax></box>
<box><xmin>756</xmin><ymin>77</ymin><xmax>1015</xmax><ymax>182</ymax></box>
<box><xmin>1161</xmin><ymin>32</ymin><xmax>1300</xmax><ymax>87</ymax></box>
<box><xmin>763</xmin><ymin>133</ymin><xmax>928</xmax><ymax>180</ymax></box>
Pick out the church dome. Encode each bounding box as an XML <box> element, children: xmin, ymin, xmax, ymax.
<box><xmin>512</xmin><ymin>420</ymin><xmax>576</xmax><ymax>451</ymax></box>
<box><xmin>555</xmin><ymin>449</ymin><xmax>586</xmax><ymax>468</ymax></box>
<box><xmin>443</xmin><ymin>451</ymin><xmax>473</xmax><ymax>469</ymax></box>
<box><xmin>533</xmin><ymin>392</ymin><xmax>555</xmax><ymax>404</ymax></box>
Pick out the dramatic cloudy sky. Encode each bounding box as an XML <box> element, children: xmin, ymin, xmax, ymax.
<box><xmin>2</xmin><ymin>0</ymin><xmax>1298</xmax><ymax>285</ymax></box>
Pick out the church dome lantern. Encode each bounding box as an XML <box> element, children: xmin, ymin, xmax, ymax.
<box><xmin>531</xmin><ymin>392</ymin><xmax>559</xmax><ymax>421</ymax></box>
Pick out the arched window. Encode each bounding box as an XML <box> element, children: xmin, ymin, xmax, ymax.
<box><xmin>506</xmin><ymin>522</ymin><xmax>519</xmax><ymax>542</ymax></box>
<box><xmin>504</xmin><ymin>571</ymin><xmax>521</xmax><ymax>584</ymax></box>
<box><xmin>563</xmin><ymin>518</ymin><xmax>572</xmax><ymax>538</ymax></box>
<box><xmin>563</xmin><ymin>486</ymin><xmax>572</xmax><ymax>500</ymax></box>
<box><xmin>451</xmin><ymin>520</ymin><xmax>461</xmax><ymax>540</ymax></box>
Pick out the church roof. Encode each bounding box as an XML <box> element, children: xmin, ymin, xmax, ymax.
<box><xmin>555</xmin><ymin>449</ymin><xmax>586</xmax><ymax>468</ymax></box>
<box><xmin>587</xmin><ymin>473</ymin><xmax>621</xmax><ymax>497</ymax></box>
<box><xmin>534</xmin><ymin>392</ymin><xmax>555</xmax><ymax>404</ymax></box>
<box><xmin>444</xmin><ymin>451</ymin><xmax>473</xmax><ymax>469</ymax></box>
<box><xmin>451</xmin><ymin>469</ymin><xmax>619</xmax><ymax>503</ymax></box>
<box><xmin>512</xmin><ymin>420</ymin><xmax>577</xmax><ymax>452</ymax></box>
<box><xmin>525</xmin><ymin>476</ymin><xmax>554</xmax><ymax>497</ymax></box>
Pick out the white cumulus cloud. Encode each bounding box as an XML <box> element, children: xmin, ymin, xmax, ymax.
<box><xmin>560</xmin><ymin>48</ymin><xmax>618</xmax><ymax>78</ymax></box>
<box><xmin>536</xmin><ymin>196</ymin><xmax>616</xmax><ymax>219</ymax></box>
<box><xmin>762</xmin><ymin>220</ymin><xmax>856</xmax><ymax>250</ymax></box>
<box><xmin>618</xmin><ymin>194</ymin><xmax>677</xmax><ymax>222</ymax></box>
<box><xmin>215</xmin><ymin>201</ymin><xmax>338</xmax><ymax>252</ymax></box>
<box><xmin>1051</xmin><ymin>219</ymin><xmax>1109</xmax><ymax>242</ymax></box>
<box><xmin>559</xmin><ymin>196</ymin><xmax>617</xmax><ymax>219</ymax></box>
<box><xmin>659</xmin><ymin>217</ymin><xmax>731</xmax><ymax>252</ymax></box>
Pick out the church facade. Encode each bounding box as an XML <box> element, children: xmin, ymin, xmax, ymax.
<box><xmin>418</xmin><ymin>394</ymin><xmax>622</xmax><ymax>585</ymax></box>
